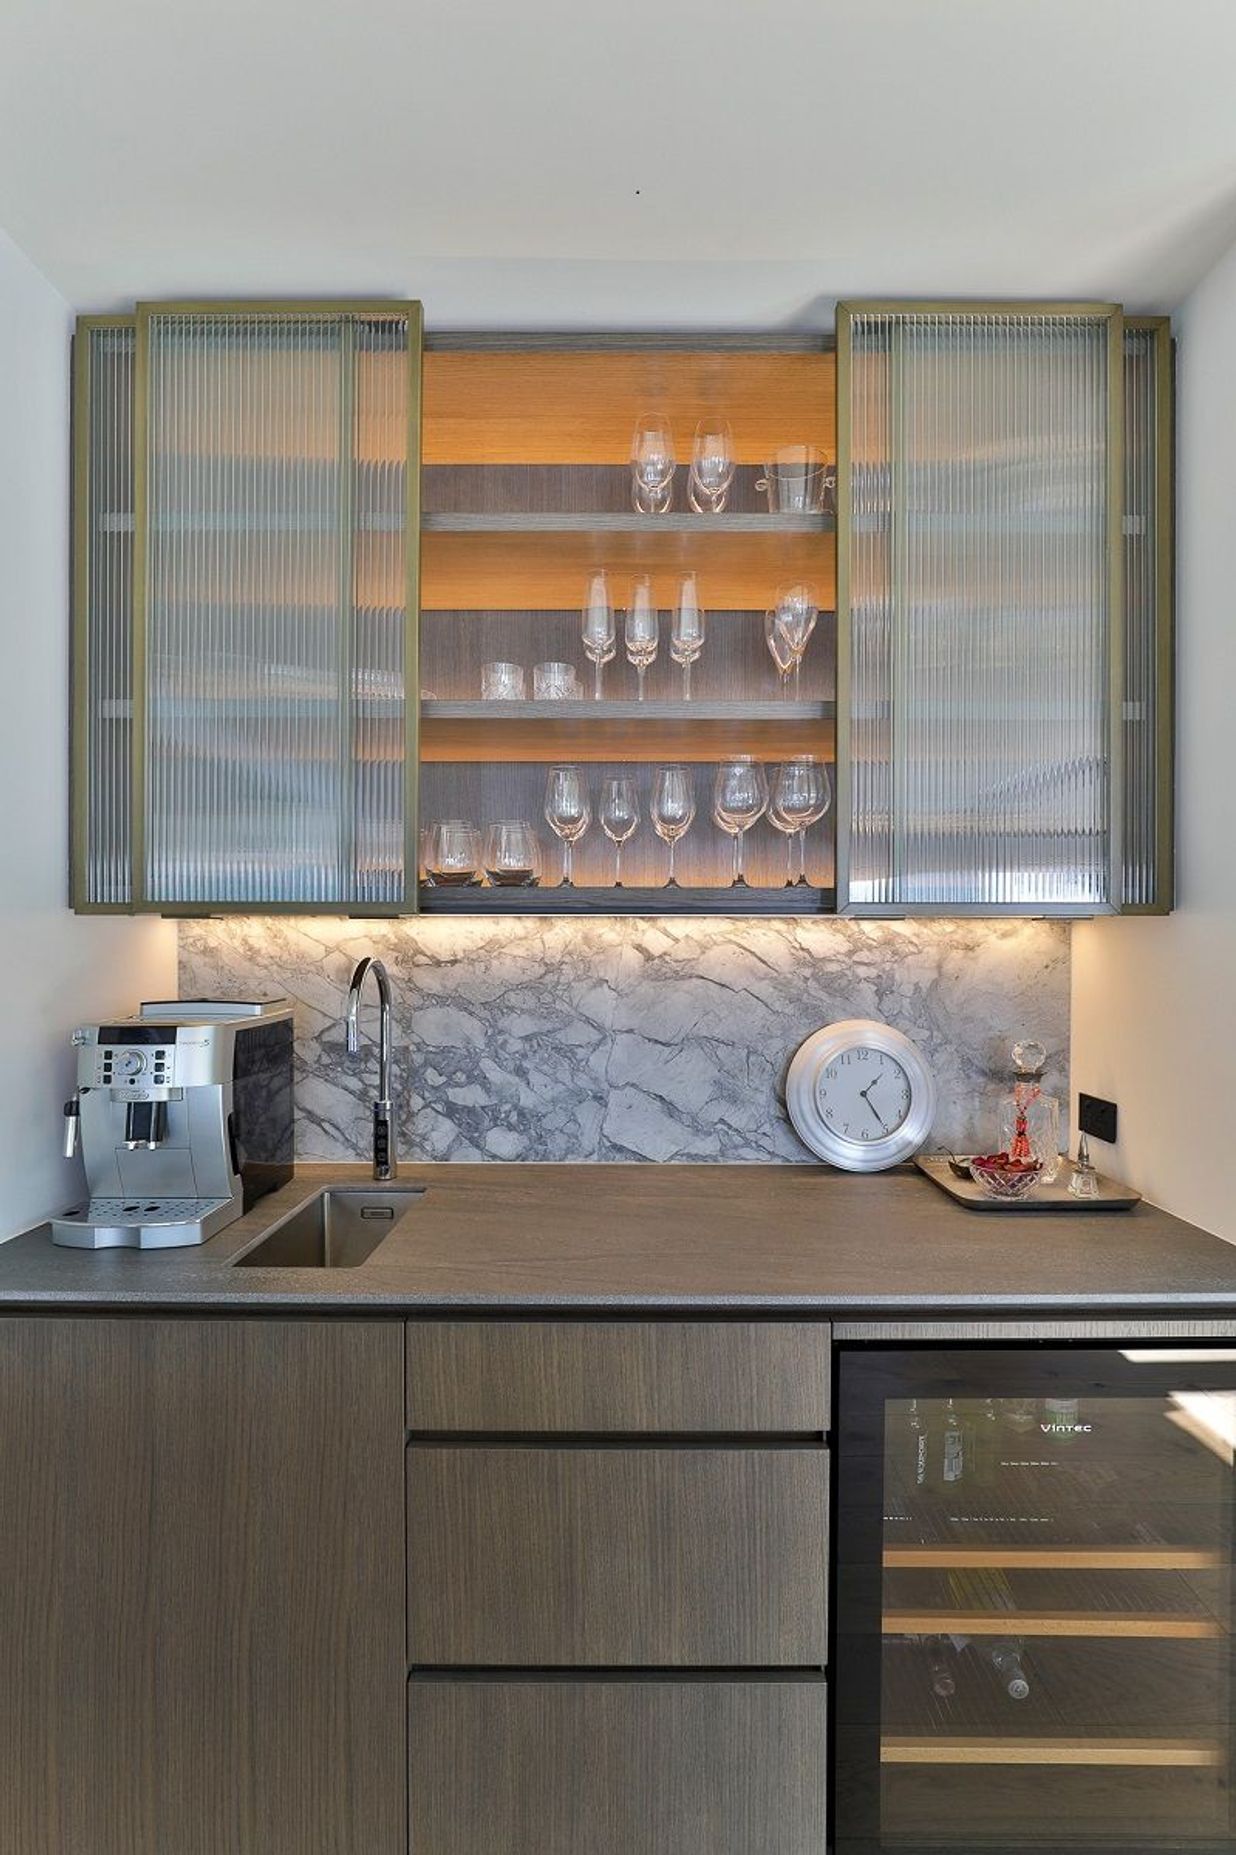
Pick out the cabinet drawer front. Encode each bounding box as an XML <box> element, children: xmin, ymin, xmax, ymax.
<box><xmin>410</xmin><ymin>1677</ymin><xmax>827</xmax><ymax>1855</ymax></box>
<box><xmin>407</xmin><ymin>1445</ymin><xmax>828</xmax><ymax>1665</ymax></box>
<box><xmin>406</xmin><ymin>1320</ymin><xmax>830</xmax><ymax>1431</ymax></box>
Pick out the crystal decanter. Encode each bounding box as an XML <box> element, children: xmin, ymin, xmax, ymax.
<box><xmin>997</xmin><ymin>1039</ymin><xmax>1062</xmax><ymax>1183</ymax></box>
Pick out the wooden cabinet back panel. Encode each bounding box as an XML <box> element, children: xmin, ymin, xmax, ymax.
<box><xmin>409</xmin><ymin>1676</ymin><xmax>828</xmax><ymax>1855</ymax></box>
<box><xmin>406</xmin><ymin>1319</ymin><xmax>830</xmax><ymax>1431</ymax></box>
<box><xmin>407</xmin><ymin>1445</ymin><xmax>828</xmax><ymax>1665</ymax></box>
<box><xmin>0</xmin><ymin>1316</ymin><xmax>406</xmax><ymax>1855</ymax></box>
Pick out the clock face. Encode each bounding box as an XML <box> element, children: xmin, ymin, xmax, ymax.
<box><xmin>786</xmin><ymin>1018</ymin><xmax>936</xmax><ymax>1171</ymax></box>
<box><xmin>814</xmin><ymin>1044</ymin><xmax>913</xmax><ymax>1145</ymax></box>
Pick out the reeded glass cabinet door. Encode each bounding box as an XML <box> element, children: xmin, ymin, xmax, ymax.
<box><xmin>1123</xmin><ymin>319</ymin><xmax>1174</xmax><ymax>912</ymax></box>
<box><xmin>135</xmin><ymin>302</ymin><xmax>420</xmax><ymax>910</ymax></box>
<box><xmin>836</xmin><ymin>1347</ymin><xmax>1236</xmax><ymax>1853</ymax></box>
<box><xmin>837</xmin><ymin>304</ymin><xmax>1124</xmax><ymax>914</ymax></box>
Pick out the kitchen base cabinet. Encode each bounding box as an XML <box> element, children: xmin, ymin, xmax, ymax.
<box><xmin>0</xmin><ymin>1317</ymin><xmax>405</xmax><ymax>1855</ymax></box>
<box><xmin>408</xmin><ymin>1676</ymin><xmax>828</xmax><ymax>1855</ymax></box>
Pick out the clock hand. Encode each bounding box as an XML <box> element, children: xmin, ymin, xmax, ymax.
<box><xmin>859</xmin><ymin>1080</ymin><xmax>890</xmax><ymax>1132</ymax></box>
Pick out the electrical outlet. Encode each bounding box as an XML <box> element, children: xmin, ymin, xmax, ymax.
<box><xmin>1078</xmin><ymin>1093</ymin><xmax>1118</xmax><ymax>1145</ymax></box>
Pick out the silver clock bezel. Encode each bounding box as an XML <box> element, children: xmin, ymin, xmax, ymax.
<box><xmin>785</xmin><ymin>1018</ymin><xmax>937</xmax><ymax>1172</ymax></box>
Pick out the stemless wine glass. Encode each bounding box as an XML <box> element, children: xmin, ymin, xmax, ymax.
<box><xmin>630</xmin><ymin>415</ymin><xmax>675</xmax><ymax>514</ymax></box>
<box><xmin>483</xmin><ymin>821</ymin><xmax>542</xmax><ymax>888</ymax></box>
<box><xmin>624</xmin><ymin>577</ymin><xmax>659</xmax><ymax>701</ymax></box>
<box><xmin>769</xmin><ymin>756</ymin><xmax>832</xmax><ymax>887</ymax></box>
<box><xmin>670</xmin><ymin>574</ymin><xmax>706</xmax><ymax>699</ymax></box>
<box><xmin>600</xmin><ymin>775</ymin><xmax>640</xmax><ymax>888</ymax></box>
<box><xmin>424</xmin><ymin>820</ymin><xmax>482</xmax><ymax>887</ymax></box>
<box><xmin>688</xmin><ymin>418</ymin><xmax>735</xmax><ymax>514</ymax></box>
<box><xmin>712</xmin><ymin>756</ymin><xmax>769</xmax><ymax>887</ymax></box>
<box><xmin>581</xmin><ymin>570</ymin><xmax>616</xmax><ymax>700</ymax></box>
<box><xmin>651</xmin><ymin>764</ymin><xmax>696</xmax><ymax>888</ymax></box>
<box><xmin>544</xmin><ymin>765</ymin><xmax>590</xmax><ymax>888</ymax></box>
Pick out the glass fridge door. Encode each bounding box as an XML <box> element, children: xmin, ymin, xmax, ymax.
<box><xmin>835</xmin><ymin>1347</ymin><xmax>1236</xmax><ymax>1854</ymax></box>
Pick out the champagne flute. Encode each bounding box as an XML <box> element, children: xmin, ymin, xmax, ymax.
<box><xmin>581</xmin><ymin>570</ymin><xmax>616</xmax><ymax>701</ymax></box>
<box><xmin>630</xmin><ymin>415</ymin><xmax>675</xmax><ymax>514</ymax></box>
<box><xmin>624</xmin><ymin>577</ymin><xmax>659</xmax><ymax>701</ymax></box>
<box><xmin>651</xmin><ymin>764</ymin><xmax>696</xmax><ymax>888</ymax></box>
<box><xmin>770</xmin><ymin>756</ymin><xmax>832</xmax><ymax>887</ymax></box>
<box><xmin>764</xmin><ymin>608</ymin><xmax>795</xmax><ymax>698</ymax></box>
<box><xmin>712</xmin><ymin>755</ymin><xmax>769</xmax><ymax>887</ymax></box>
<box><xmin>600</xmin><ymin>775</ymin><xmax>639</xmax><ymax>887</ymax></box>
<box><xmin>688</xmin><ymin>418</ymin><xmax>735</xmax><ymax>513</ymax></box>
<box><xmin>670</xmin><ymin>574</ymin><xmax>706</xmax><ymax>700</ymax></box>
<box><xmin>543</xmin><ymin>765</ymin><xmax>590</xmax><ymax>888</ymax></box>
<box><xmin>771</xmin><ymin>583</ymin><xmax>819</xmax><ymax>698</ymax></box>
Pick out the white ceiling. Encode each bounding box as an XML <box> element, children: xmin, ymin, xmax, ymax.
<box><xmin>2</xmin><ymin>0</ymin><xmax>1236</xmax><ymax>325</ymax></box>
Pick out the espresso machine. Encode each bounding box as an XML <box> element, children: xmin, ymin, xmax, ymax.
<box><xmin>53</xmin><ymin>1000</ymin><xmax>294</xmax><ymax>1249</ymax></box>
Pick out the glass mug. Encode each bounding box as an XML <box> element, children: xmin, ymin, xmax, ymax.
<box><xmin>480</xmin><ymin>661</ymin><xmax>525</xmax><ymax>701</ymax></box>
<box><xmin>483</xmin><ymin>821</ymin><xmax>542</xmax><ymax>887</ymax></box>
<box><xmin>533</xmin><ymin>662</ymin><xmax>579</xmax><ymax>701</ymax></box>
<box><xmin>755</xmin><ymin>444</ymin><xmax>832</xmax><ymax>515</ymax></box>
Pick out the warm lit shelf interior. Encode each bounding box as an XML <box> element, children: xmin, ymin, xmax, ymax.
<box><xmin>881</xmin><ymin>1737</ymin><xmax>1225</xmax><ymax>1769</ymax></box>
<box><xmin>419</xmin><ymin>526</ymin><xmax>836</xmax><ymax>611</ymax></box>
<box><xmin>419</xmin><ymin>708</ymin><xmax>835</xmax><ymax>763</ymax></box>
<box><xmin>421</xmin><ymin>348</ymin><xmax>836</xmax><ymax>466</ymax></box>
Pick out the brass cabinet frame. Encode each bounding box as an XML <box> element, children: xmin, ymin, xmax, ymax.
<box><xmin>70</xmin><ymin>313</ymin><xmax>138</xmax><ymax>912</ymax></box>
<box><xmin>71</xmin><ymin>298</ymin><xmax>423</xmax><ymax>915</ymax></box>
<box><xmin>1122</xmin><ymin>315</ymin><xmax>1175</xmax><ymax>915</ymax></box>
<box><xmin>835</xmin><ymin>299</ymin><xmax>1127</xmax><ymax>918</ymax></box>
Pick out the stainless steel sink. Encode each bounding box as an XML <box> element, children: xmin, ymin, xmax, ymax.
<box><xmin>232</xmin><ymin>1187</ymin><xmax>425</xmax><ymax>1268</ymax></box>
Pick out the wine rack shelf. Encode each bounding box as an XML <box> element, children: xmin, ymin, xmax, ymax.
<box><xmin>881</xmin><ymin>1736</ymin><xmax>1225</xmax><ymax>1768</ymax></box>
<box><xmin>884</xmin><ymin>1546</ymin><xmax>1227</xmax><ymax>1571</ymax></box>
<box><xmin>884</xmin><ymin>1610</ymin><xmax>1225</xmax><ymax>1641</ymax></box>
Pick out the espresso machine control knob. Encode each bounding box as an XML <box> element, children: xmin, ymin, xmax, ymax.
<box><xmin>115</xmin><ymin>1049</ymin><xmax>146</xmax><ymax>1078</ymax></box>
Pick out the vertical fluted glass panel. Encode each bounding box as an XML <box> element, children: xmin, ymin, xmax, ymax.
<box><xmin>81</xmin><ymin>323</ymin><xmax>134</xmax><ymax>905</ymax></box>
<box><xmin>1122</xmin><ymin>325</ymin><xmax>1167</xmax><ymax>908</ymax></box>
<box><xmin>143</xmin><ymin>310</ymin><xmax>409</xmax><ymax>906</ymax></box>
<box><xmin>846</xmin><ymin>310</ymin><xmax>1115</xmax><ymax>910</ymax></box>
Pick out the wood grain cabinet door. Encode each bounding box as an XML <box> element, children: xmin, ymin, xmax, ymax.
<box><xmin>407</xmin><ymin>1445</ymin><xmax>829</xmax><ymax>1665</ymax></box>
<box><xmin>409</xmin><ymin>1676</ymin><xmax>828</xmax><ymax>1855</ymax></box>
<box><xmin>0</xmin><ymin>1316</ymin><xmax>406</xmax><ymax>1855</ymax></box>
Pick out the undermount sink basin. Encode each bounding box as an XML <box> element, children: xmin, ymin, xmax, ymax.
<box><xmin>232</xmin><ymin>1187</ymin><xmax>425</xmax><ymax>1268</ymax></box>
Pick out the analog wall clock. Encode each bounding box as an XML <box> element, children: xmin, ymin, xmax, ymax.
<box><xmin>786</xmin><ymin>1019</ymin><xmax>936</xmax><ymax>1172</ymax></box>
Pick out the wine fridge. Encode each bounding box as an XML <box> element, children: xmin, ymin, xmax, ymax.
<box><xmin>834</xmin><ymin>1347</ymin><xmax>1236</xmax><ymax>1852</ymax></box>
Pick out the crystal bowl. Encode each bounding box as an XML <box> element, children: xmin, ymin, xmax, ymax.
<box><xmin>968</xmin><ymin>1153</ymin><xmax>1043</xmax><ymax>1201</ymax></box>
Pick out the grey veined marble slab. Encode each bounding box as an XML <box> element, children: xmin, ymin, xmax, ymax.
<box><xmin>179</xmin><ymin>917</ymin><xmax>1069</xmax><ymax>1165</ymax></box>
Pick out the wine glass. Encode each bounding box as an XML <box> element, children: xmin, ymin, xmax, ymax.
<box><xmin>600</xmin><ymin>775</ymin><xmax>639</xmax><ymax>887</ymax></box>
<box><xmin>712</xmin><ymin>756</ymin><xmax>769</xmax><ymax>887</ymax></box>
<box><xmin>630</xmin><ymin>415</ymin><xmax>675</xmax><ymax>514</ymax></box>
<box><xmin>769</xmin><ymin>583</ymin><xmax>819</xmax><ymax>698</ymax></box>
<box><xmin>483</xmin><ymin>820</ymin><xmax>543</xmax><ymax>887</ymax></box>
<box><xmin>670</xmin><ymin>574</ymin><xmax>706</xmax><ymax>700</ymax></box>
<box><xmin>624</xmin><ymin>577</ymin><xmax>659</xmax><ymax>701</ymax></box>
<box><xmin>543</xmin><ymin>765</ymin><xmax>590</xmax><ymax>888</ymax></box>
<box><xmin>581</xmin><ymin>571</ymin><xmax>616</xmax><ymax>701</ymax></box>
<box><xmin>688</xmin><ymin>418</ymin><xmax>735</xmax><ymax>513</ymax></box>
<box><xmin>651</xmin><ymin>764</ymin><xmax>696</xmax><ymax>888</ymax></box>
<box><xmin>769</xmin><ymin>756</ymin><xmax>832</xmax><ymax>887</ymax></box>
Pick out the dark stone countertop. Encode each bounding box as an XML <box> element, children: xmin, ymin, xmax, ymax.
<box><xmin>2</xmin><ymin>1162</ymin><xmax>1236</xmax><ymax>1318</ymax></box>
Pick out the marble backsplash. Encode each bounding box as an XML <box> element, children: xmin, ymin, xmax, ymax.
<box><xmin>180</xmin><ymin>916</ymin><xmax>1069</xmax><ymax>1164</ymax></box>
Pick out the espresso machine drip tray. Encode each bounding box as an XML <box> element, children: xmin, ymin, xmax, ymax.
<box><xmin>52</xmin><ymin>1196</ymin><xmax>237</xmax><ymax>1250</ymax></box>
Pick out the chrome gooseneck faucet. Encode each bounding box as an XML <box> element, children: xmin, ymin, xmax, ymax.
<box><xmin>346</xmin><ymin>956</ymin><xmax>394</xmax><ymax>1181</ymax></box>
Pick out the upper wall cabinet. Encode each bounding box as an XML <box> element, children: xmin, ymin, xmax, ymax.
<box><xmin>72</xmin><ymin>301</ymin><xmax>421</xmax><ymax>913</ymax></box>
<box><xmin>836</xmin><ymin>302</ymin><xmax>1173</xmax><ymax>917</ymax></box>
<box><xmin>70</xmin><ymin>300</ymin><xmax>1171</xmax><ymax>919</ymax></box>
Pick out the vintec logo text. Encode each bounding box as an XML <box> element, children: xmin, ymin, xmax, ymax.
<box><xmin>1040</xmin><ymin>1421</ymin><xmax>1094</xmax><ymax>1434</ymax></box>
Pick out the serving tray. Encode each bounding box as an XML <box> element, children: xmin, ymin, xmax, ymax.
<box><xmin>915</xmin><ymin>1153</ymin><xmax>1142</xmax><ymax>1212</ymax></box>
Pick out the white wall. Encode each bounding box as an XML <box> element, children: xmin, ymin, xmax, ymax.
<box><xmin>0</xmin><ymin>228</ymin><xmax>175</xmax><ymax>1240</ymax></box>
<box><xmin>1071</xmin><ymin>237</ymin><xmax>1236</xmax><ymax>1239</ymax></box>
